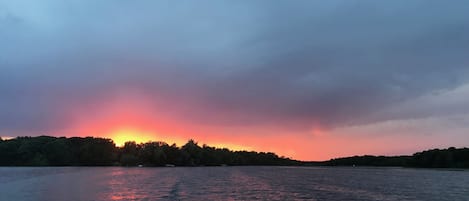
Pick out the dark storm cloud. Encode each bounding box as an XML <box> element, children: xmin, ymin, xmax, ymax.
<box><xmin>1</xmin><ymin>0</ymin><xmax>469</xmax><ymax>134</ymax></box>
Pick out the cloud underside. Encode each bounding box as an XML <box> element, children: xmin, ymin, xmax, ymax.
<box><xmin>1</xmin><ymin>0</ymin><xmax>469</xmax><ymax>136</ymax></box>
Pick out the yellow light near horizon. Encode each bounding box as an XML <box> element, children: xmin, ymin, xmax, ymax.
<box><xmin>110</xmin><ymin>129</ymin><xmax>155</xmax><ymax>147</ymax></box>
<box><xmin>106</xmin><ymin>128</ymin><xmax>253</xmax><ymax>152</ymax></box>
<box><xmin>209</xmin><ymin>143</ymin><xmax>252</xmax><ymax>152</ymax></box>
<box><xmin>0</xmin><ymin>136</ymin><xmax>14</xmax><ymax>140</ymax></box>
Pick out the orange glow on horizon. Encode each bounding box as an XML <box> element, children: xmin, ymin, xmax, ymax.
<box><xmin>102</xmin><ymin>127</ymin><xmax>188</xmax><ymax>148</ymax></box>
<box><xmin>62</xmin><ymin>90</ymin><xmax>330</xmax><ymax>160</ymax></box>
<box><xmin>109</xmin><ymin>128</ymin><xmax>157</xmax><ymax>147</ymax></box>
<box><xmin>107</xmin><ymin>127</ymin><xmax>254</xmax><ymax>152</ymax></box>
<box><xmin>206</xmin><ymin>142</ymin><xmax>253</xmax><ymax>152</ymax></box>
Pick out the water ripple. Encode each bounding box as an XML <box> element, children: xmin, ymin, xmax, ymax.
<box><xmin>0</xmin><ymin>167</ymin><xmax>468</xmax><ymax>201</ymax></box>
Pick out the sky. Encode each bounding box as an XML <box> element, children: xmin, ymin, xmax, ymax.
<box><xmin>1</xmin><ymin>0</ymin><xmax>469</xmax><ymax>160</ymax></box>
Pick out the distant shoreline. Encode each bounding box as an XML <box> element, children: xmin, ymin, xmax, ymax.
<box><xmin>1</xmin><ymin>136</ymin><xmax>468</xmax><ymax>168</ymax></box>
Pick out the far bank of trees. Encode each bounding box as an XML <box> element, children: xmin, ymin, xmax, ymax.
<box><xmin>324</xmin><ymin>147</ymin><xmax>469</xmax><ymax>168</ymax></box>
<box><xmin>0</xmin><ymin>136</ymin><xmax>299</xmax><ymax>166</ymax></box>
<box><xmin>1</xmin><ymin>136</ymin><xmax>468</xmax><ymax>168</ymax></box>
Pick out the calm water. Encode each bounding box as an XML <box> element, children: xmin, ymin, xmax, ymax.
<box><xmin>0</xmin><ymin>166</ymin><xmax>468</xmax><ymax>201</ymax></box>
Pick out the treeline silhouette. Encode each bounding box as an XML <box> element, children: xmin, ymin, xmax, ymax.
<box><xmin>1</xmin><ymin>136</ymin><xmax>468</xmax><ymax>168</ymax></box>
<box><xmin>0</xmin><ymin>136</ymin><xmax>300</xmax><ymax>166</ymax></box>
<box><xmin>324</xmin><ymin>147</ymin><xmax>469</xmax><ymax>168</ymax></box>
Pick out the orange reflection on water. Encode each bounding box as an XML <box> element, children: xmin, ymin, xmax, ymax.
<box><xmin>106</xmin><ymin>169</ymin><xmax>148</xmax><ymax>201</ymax></box>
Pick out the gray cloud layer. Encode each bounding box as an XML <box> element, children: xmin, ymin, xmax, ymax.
<box><xmin>1</xmin><ymin>0</ymin><xmax>469</xmax><ymax>134</ymax></box>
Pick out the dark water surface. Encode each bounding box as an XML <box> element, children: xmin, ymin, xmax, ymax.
<box><xmin>0</xmin><ymin>166</ymin><xmax>468</xmax><ymax>201</ymax></box>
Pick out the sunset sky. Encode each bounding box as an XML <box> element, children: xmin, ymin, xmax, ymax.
<box><xmin>1</xmin><ymin>0</ymin><xmax>469</xmax><ymax>160</ymax></box>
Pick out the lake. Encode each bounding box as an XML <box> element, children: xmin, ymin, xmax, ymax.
<box><xmin>0</xmin><ymin>166</ymin><xmax>468</xmax><ymax>201</ymax></box>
